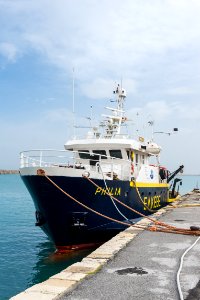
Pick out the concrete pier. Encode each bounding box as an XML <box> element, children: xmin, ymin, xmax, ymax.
<box><xmin>11</xmin><ymin>191</ymin><xmax>200</xmax><ymax>300</ymax></box>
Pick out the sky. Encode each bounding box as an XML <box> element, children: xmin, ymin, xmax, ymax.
<box><xmin>0</xmin><ymin>0</ymin><xmax>200</xmax><ymax>174</ymax></box>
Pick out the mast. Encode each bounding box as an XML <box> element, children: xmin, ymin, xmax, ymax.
<box><xmin>102</xmin><ymin>83</ymin><xmax>127</xmax><ymax>138</ymax></box>
<box><xmin>72</xmin><ymin>68</ymin><xmax>76</xmax><ymax>139</ymax></box>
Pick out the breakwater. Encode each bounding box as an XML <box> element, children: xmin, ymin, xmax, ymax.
<box><xmin>0</xmin><ymin>170</ymin><xmax>19</xmax><ymax>174</ymax></box>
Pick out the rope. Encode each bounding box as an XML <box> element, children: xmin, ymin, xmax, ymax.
<box><xmin>83</xmin><ymin>175</ymin><xmax>200</xmax><ymax>234</ymax></box>
<box><xmin>176</xmin><ymin>236</ymin><xmax>200</xmax><ymax>300</ymax></box>
<box><xmin>36</xmin><ymin>169</ymin><xmax>200</xmax><ymax>237</ymax></box>
<box><xmin>132</xmin><ymin>180</ymin><xmax>179</xmax><ymax>212</ymax></box>
<box><xmin>97</xmin><ymin>163</ymin><xmax>132</xmax><ymax>223</ymax></box>
<box><xmin>38</xmin><ymin>170</ymin><xmax>146</xmax><ymax>230</ymax></box>
<box><xmin>131</xmin><ymin>180</ymin><xmax>158</xmax><ymax>213</ymax></box>
<box><xmin>85</xmin><ymin>175</ymin><xmax>166</xmax><ymax>226</ymax></box>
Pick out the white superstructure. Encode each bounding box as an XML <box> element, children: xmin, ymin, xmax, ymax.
<box><xmin>20</xmin><ymin>84</ymin><xmax>164</xmax><ymax>184</ymax></box>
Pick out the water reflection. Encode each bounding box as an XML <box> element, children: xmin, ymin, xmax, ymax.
<box><xmin>28</xmin><ymin>240</ymin><xmax>94</xmax><ymax>287</ymax></box>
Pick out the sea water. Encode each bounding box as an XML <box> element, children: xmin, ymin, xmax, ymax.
<box><xmin>0</xmin><ymin>174</ymin><xmax>199</xmax><ymax>300</ymax></box>
<box><xmin>0</xmin><ymin>175</ymin><xmax>92</xmax><ymax>300</ymax></box>
<box><xmin>179</xmin><ymin>175</ymin><xmax>200</xmax><ymax>194</ymax></box>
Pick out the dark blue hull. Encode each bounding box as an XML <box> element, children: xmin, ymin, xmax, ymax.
<box><xmin>21</xmin><ymin>175</ymin><xmax>169</xmax><ymax>249</ymax></box>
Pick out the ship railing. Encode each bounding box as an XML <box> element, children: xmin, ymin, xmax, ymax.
<box><xmin>20</xmin><ymin>149</ymin><xmax>133</xmax><ymax>181</ymax></box>
<box><xmin>20</xmin><ymin>149</ymin><xmax>77</xmax><ymax>168</ymax></box>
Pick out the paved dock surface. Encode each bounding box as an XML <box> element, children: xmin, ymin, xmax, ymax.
<box><xmin>11</xmin><ymin>191</ymin><xmax>200</xmax><ymax>300</ymax></box>
<box><xmin>59</xmin><ymin>192</ymin><xmax>200</xmax><ymax>300</ymax></box>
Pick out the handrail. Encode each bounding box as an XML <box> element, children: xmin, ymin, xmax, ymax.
<box><xmin>20</xmin><ymin>149</ymin><xmax>132</xmax><ymax>180</ymax></box>
<box><xmin>20</xmin><ymin>149</ymin><xmax>131</xmax><ymax>163</ymax></box>
<box><xmin>19</xmin><ymin>149</ymin><xmax>69</xmax><ymax>155</ymax></box>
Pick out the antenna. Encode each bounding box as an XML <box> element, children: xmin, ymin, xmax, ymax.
<box><xmin>148</xmin><ymin>120</ymin><xmax>154</xmax><ymax>141</ymax></box>
<box><xmin>136</xmin><ymin>112</ymin><xmax>139</xmax><ymax>137</ymax></box>
<box><xmin>90</xmin><ymin>105</ymin><xmax>93</xmax><ymax>127</ymax></box>
<box><xmin>72</xmin><ymin>68</ymin><xmax>76</xmax><ymax>138</ymax></box>
<box><xmin>154</xmin><ymin>128</ymin><xmax>179</xmax><ymax>136</ymax></box>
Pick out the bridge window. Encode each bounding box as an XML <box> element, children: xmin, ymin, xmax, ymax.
<box><xmin>93</xmin><ymin>150</ymin><xmax>107</xmax><ymax>159</ymax></box>
<box><xmin>126</xmin><ymin>150</ymin><xmax>130</xmax><ymax>159</ymax></box>
<box><xmin>78</xmin><ymin>150</ymin><xmax>90</xmax><ymax>159</ymax></box>
<box><xmin>142</xmin><ymin>155</ymin><xmax>145</xmax><ymax>164</ymax></box>
<box><xmin>136</xmin><ymin>153</ymin><xmax>139</xmax><ymax>165</ymax></box>
<box><xmin>109</xmin><ymin>150</ymin><xmax>122</xmax><ymax>159</ymax></box>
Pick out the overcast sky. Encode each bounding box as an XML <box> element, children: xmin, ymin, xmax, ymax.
<box><xmin>0</xmin><ymin>0</ymin><xmax>200</xmax><ymax>173</ymax></box>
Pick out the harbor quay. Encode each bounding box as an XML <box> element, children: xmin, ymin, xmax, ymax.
<box><xmin>11</xmin><ymin>190</ymin><xmax>200</xmax><ymax>300</ymax></box>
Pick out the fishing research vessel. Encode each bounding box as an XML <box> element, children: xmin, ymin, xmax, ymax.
<box><xmin>19</xmin><ymin>84</ymin><xmax>183</xmax><ymax>250</ymax></box>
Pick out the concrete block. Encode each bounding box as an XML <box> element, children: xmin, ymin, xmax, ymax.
<box><xmin>137</xmin><ymin>220</ymin><xmax>152</xmax><ymax>226</ymax></box>
<box><xmin>97</xmin><ymin>244</ymin><xmax>121</xmax><ymax>252</ymax></box>
<box><xmin>86</xmin><ymin>246</ymin><xmax>119</xmax><ymax>258</ymax></box>
<box><xmin>112</xmin><ymin>234</ymin><xmax>134</xmax><ymax>241</ymax></box>
<box><xmin>115</xmin><ymin>231</ymin><xmax>136</xmax><ymax>238</ymax></box>
<box><xmin>82</xmin><ymin>257</ymin><xmax>108</xmax><ymax>265</ymax></box>
<box><xmin>44</xmin><ymin>278</ymin><xmax>77</xmax><ymax>288</ymax></box>
<box><xmin>10</xmin><ymin>291</ymin><xmax>56</xmax><ymax>300</ymax></box>
<box><xmin>107</xmin><ymin>238</ymin><xmax>131</xmax><ymax>246</ymax></box>
<box><xmin>66</xmin><ymin>261</ymin><xmax>101</xmax><ymax>273</ymax></box>
<box><xmin>125</xmin><ymin>227</ymin><xmax>144</xmax><ymax>234</ymax></box>
<box><xmin>26</xmin><ymin>282</ymin><xmax>66</xmax><ymax>294</ymax></box>
<box><xmin>154</xmin><ymin>212</ymin><xmax>163</xmax><ymax>216</ymax></box>
<box><xmin>51</xmin><ymin>271</ymin><xmax>87</xmax><ymax>281</ymax></box>
<box><xmin>87</xmin><ymin>252</ymin><xmax>114</xmax><ymax>259</ymax></box>
<box><xmin>90</xmin><ymin>246</ymin><xmax>114</xmax><ymax>254</ymax></box>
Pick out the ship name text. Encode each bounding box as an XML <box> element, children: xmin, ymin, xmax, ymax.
<box><xmin>95</xmin><ymin>187</ymin><xmax>121</xmax><ymax>196</ymax></box>
<box><xmin>143</xmin><ymin>195</ymin><xmax>161</xmax><ymax>210</ymax></box>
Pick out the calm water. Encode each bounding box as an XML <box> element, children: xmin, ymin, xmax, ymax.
<box><xmin>0</xmin><ymin>174</ymin><xmax>199</xmax><ymax>300</ymax></box>
<box><xmin>178</xmin><ymin>175</ymin><xmax>200</xmax><ymax>195</ymax></box>
<box><xmin>0</xmin><ymin>175</ymin><xmax>92</xmax><ymax>300</ymax></box>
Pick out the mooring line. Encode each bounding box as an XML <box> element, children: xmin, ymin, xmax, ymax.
<box><xmin>39</xmin><ymin>171</ymin><xmax>146</xmax><ymax>230</ymax></box>
<box><xmin>37</xmin><ymin>169</ymin><xmax>200</xmax><ymax>237</ymax></box>
<box><xmin>84</xmin><ymin>175</ymin><xmax>165</xmax><ymax>226</ymax></box>
<box><xmin>97</xmin><ymin>163</ymin><xmax>132</xmax><ymax>224</ymax></box>
<box><xmin>84</xmin><ymin>175</ymin><xmax>193</xmax><ymax>233</ymax></box>
<box><xmin>131</xmin><ymin>179</ymin><xmax>159</xmax><ymax>213</ymax></box>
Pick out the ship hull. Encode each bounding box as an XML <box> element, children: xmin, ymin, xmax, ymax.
<box><xmin>21</xmin><ymin>175</ymin><xmax>169</xmax><ymax>249</ymax></box>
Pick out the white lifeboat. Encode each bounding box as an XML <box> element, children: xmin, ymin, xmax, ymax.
<box><xmin>146</xmin><ymin>141</ymin><xmax>161</xmax><ymax>155</ymax></box>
